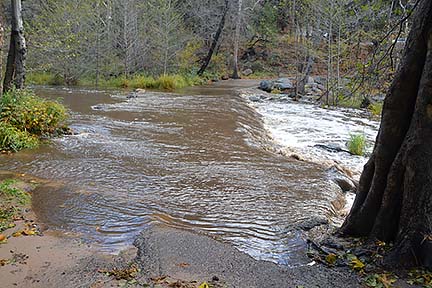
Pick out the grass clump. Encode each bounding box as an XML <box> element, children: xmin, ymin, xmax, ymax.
<box><xmin>347</xmin><ymin>134</ymin><xmax>367</xmax><ymax>156</ymax></box>
<box><xmin>0</xmin><ymin>123</ymin><xmax>39</xmax><ymax>152</ymax></box>
<box><xmin>26</xmin><ymin>71</ymin><xmax>206</xmax><ymax>91</ymax></box>
<box><xmin>27</xmin><ymin>72</ymin><xmax>65</xmax><ymax>86</ymax></box>
<box><xmin>0</xmin><ymin>179</ymin><xmax>32</xmax><ymax>233</ymax></box>
<box><xmin>368</xmin><ymin>102</ymin><xmax>383</xmax><ymax>117</ymax></box>
<box><xmin>119</xmin><ymin>74</ymin><xmax>203</xmax><ymax>91</ymax></box>
<box><xmin>0</xmin><ymin>89</ymin><xmax>68</xmax><ymax>152</ymax></box>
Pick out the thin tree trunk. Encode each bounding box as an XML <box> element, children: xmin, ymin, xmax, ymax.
<box><xmin>197</xmin><ymin>0</ymin><xmax>229</xmax><ymax>76</ymax></box>
<box><xmin>326</xmin><ymin>7</ymin><xmax>332</xmax><ymax>106</ymax></box>
<box><xmin>0</xmin><ymin>5</ymin><xmax>4</xmax><ymax>97</ymax></box>
<box><xmin>3</xmin><ymin>0</ymin><xmax>26</xmax><ymax>93</ymax></box>
<box><xmin>297</xmin><ymin>54</ymin><xmax>314</xmax><ymax>96</ymax></box>
<box><xmin>232</xmin><ymin>0</ymin><xmax>242</xmax><ymax>79</ymax></box>
<box><xmin>340</xmin><ymin>0</ymin><xmax>432</xmax><ymax>268</ymax></box>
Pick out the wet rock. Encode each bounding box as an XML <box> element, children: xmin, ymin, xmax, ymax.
<box><xmin>126</xmin><ymin>94</ymin><xmax>138</xmax><ymax>99</ymax></box>
<box><xmin>92</xmin><ymin>105</ymin><xmax>103</xmax><ymax>110</ymax></box>
<box><xmin>249</xmin><ymin>95</ymin><xmax>261</xmax><ymax>102</ymax></box>
<box><xmin>326</xmin><ymin>166</ymin><xmax>357</xmax><ymax>192</ymax></box>
<box><xmin>297</xmin><ymin>216</ymin><xmax>329</xmax><ymax>231</ymax></box>
<box><xmin>259</xmin><ymin>80</ymin><xmax>274</xmax><ymax>92</ymax></box>
<box><xmin>320</xmin><ymin>237</ymin><xmax>345</xmax><ymax>251</ymax></box>
<box><xmin>315</xmin><ymin>144</ymin><xmax>349</xmax><ymax>154</ymax></box>
<box><xmin>134</xmin><ymin>88</ymin><xmax>146</xmax><ymax>94</ymax></box>
<box><xmin>274</xmin><ymin>78</ymin><xmax>294</xmax><ymax>90</ymax></box>
<box><xmin>242</xmin><ymin>69</ymin><xmax>253</xmax><ymax>76</ymax></box>
<box><xmin>221</xmin><ymin>75</ymin><xmax>229</xmax><ymax>80</ymax></box>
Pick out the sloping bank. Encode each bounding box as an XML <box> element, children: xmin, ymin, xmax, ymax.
<box><xmin>0</xmin><ymin>172</ymin><xmax>359</xmax><ymax>288</ymax></box>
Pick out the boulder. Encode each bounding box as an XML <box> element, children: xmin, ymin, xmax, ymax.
<box><xmin>306</xmin><ymin>76</ymin><xmax>315</xmax><ymax>84</ymax></box>
<box><xmin>314</xmin><ymin>76</ymin><xmax>327</xmax><ymax>85</ymax></box>
<box><xmin>242</xmin><ymin>68</ymin><xmax>253</xmax><ymax>76</ymax></box>
<box><xmin>274</xmin><ymin>78</ymin><xmax>294</xmax><ymax>90</ymax></box>
<box><xmin>259</xmin><ymin>80</ymin><xmax>274</xmax><ymax>92</ymax></box>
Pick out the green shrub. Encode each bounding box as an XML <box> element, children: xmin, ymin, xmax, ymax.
<box><xmin>1</xmin><ymin>89</ymin><xmax>67</xmax><ymax>136</ymax></box>
<box><xmin>347</xmin><ymin>134</ymin><xmax>367</xmax><ymax>156</ymax></box>
<box><xmin>0</xmin><ymin>89</ymin><xmax>68</xmax><ymax>152</ymax></box>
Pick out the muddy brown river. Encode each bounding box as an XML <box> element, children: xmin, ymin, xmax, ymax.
<box><xmin>0</xmin><ymin>80</ymin><xmax>345</xmax><ymax>266</ymax></box>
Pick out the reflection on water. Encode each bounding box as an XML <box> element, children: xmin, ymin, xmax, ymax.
<box><xmin>0</xmin><ymin>81</ymin><xmax>346</xmax><ymax>266</ymax></box>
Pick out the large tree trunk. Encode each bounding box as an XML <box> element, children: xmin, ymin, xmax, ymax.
<box><xmin>3</xmin><ymin>0</ymin><xmax>26</xmax><ymax>93</ymax></box>
<box><xmin>197</xmin><ymin>0</ymin><xmax>229</xmax><ymax>76</ymax></box>
<box><xmin>340</xmin><ymin>0</ymin><xmax>432</xmax><ymax>268</ymax></box>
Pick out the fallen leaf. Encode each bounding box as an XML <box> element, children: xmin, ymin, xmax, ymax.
<box><xmin>350</xmin><ymin>257</ymin><xmax>365</xmax><ymax>271</ymax></box>
<box><xmin>378</xmin><ymin>274</ymin><xmax>397</xmax><ymax>288</ymax></box>
<box><xmin>22</xmin><ymin>229</ymin><xmax>36</xmax><ymax>236</ymax></box>
<box><xmin>151</xmin><ymin>276</ymin><xmax>167</xmax><ymax>283</ymax></box>
<box><xmin>0</xmin><ymin>259</ymin><xmax>9</xmax><ymax>266</ymax></box>
<box><xmin>0</xmin><ymin>234</ymin><xmax>6</xmax><ymax>241</ymax></box>
<box><xmin>12</xmin><ymin>231</ymin><xmax>22</xmax><ymax>237</ymax></box>
<box><xmin>326</xmin><ymin>253</ymin><xmax>337</xmax><ymax>265</ymax></box>
<box><xmin>198</xmin><ymin>282</ymin><xmax>209</xmax><ymax>288</ymax></box>
<box><xmin>176</xmin><ymin>262</ymin><xmax>190</xmax><ymax>268</ymax></box>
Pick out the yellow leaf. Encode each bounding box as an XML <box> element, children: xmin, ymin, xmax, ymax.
<box><xmin>378</xmin><ymin>274</ymin><xmax>397</xmax><ymax>288</ymax></box>
<box><xmin>350</xmin><ymin>257</ymin><xmax>365</xmax><ymax>271</ymax></box>
<box><xmin>326</xmin><ymin>253</ymin><xmax>337</xmax><ymax>265</ymax></box>
<box><xmin>198</xmin><ymin>282</ymin><xmax>209</xmax><ymax>288</ymax></box>
<box><xmin>22</xmin><ymin>229</ymin><xmax>36</xmax><ymax>236</ymax></box>
<box><xmin>12</xmin><ymin>231</ymin><xmax>22</xmax><ymax>237</ymax></box>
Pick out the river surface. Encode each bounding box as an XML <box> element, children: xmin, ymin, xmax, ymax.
<box><xmin>0</xmin><ymin>80</ymin><xmax>378</xmax><ymax>266</ymax></box>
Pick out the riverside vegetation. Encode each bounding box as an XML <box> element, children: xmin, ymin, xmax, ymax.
<box><xmin>0</xmin><ymin>89</ymin><xmax>68</xmax><ymax>152</ymax></box>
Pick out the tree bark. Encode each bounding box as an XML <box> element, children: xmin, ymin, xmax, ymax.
<box><xmin>340</xmin><ymin>0</ymin><xmax>432</xmax><ymax>268</ymax></box>
<box><xmin>3</xmin><ymin>0</ymin><xmax>26</xmax><ymax>93</ymax></box>
<box><xmin>197</xmin><ymin>0</ymin><xmax>229</xmax><ymax>76</ymax></box>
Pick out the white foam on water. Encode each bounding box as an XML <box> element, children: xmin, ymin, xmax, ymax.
<box><xmin>245</xmin><ymin>96</ymin><xmax>381</xmax><ymax>175</ymax></box>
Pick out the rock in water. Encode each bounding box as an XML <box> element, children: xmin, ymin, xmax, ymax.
<box><xmin>249</xmin><ymin>95</ymin><xmax>261</xmax><ymax>102</ymax></box>
<box><xmin>134</xmin><ymin>88</ymin><xmax>146</xmax><ymax>93</ymax></box>
<box><xmin>259</xmin><ymin>80</ymin><xmax>274</xmax><ymax>92</ymax></box>
<box><xmin>242</xmin><ymin>68</ymin><xmax>253</xmax><ymax>76</ymax></box>
<box><xmin>274</xmin><ymin>78</ymin><xmax>294</xmax><ymax>90</ymax></box>
<box><xmin>326</xmin><ymin>166</ymin><xmax>357</xmax><ymax>192</ymax></box>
